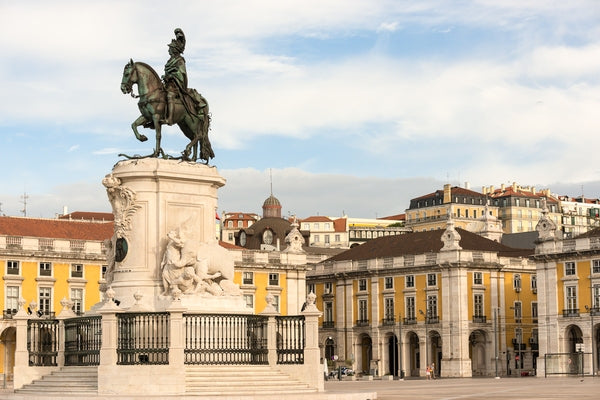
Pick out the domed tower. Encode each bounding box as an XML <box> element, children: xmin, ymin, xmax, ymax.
<box><xmin>262</xmin><ymin>194</ymin><xmax>282</xmax><ymax>218</ymax></box>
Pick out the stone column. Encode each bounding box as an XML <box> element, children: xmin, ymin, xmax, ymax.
<box><xmin>166</xmin><ymin>301</ymin><xmax>187</xmax><ymax>367</ymax></box>
<box><xmin>12</xmin><ymin>299</ymin><xmax>30</xmax><ymax>389</ymax></box>
<box><xmin>260</xmin><ymin>294</ymin><xmax>280</xmax><ymax>366</ymax></box>
<box><xmin>302</xmin><ymin>292</ymin><xmax>324</xmax><ymax>391</ymax></box>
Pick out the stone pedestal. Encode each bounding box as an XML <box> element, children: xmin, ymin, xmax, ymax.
<box><xmin>103</xmin><ymin>158</ymin><xmax>245</xmax><ymax>312</ymax></box>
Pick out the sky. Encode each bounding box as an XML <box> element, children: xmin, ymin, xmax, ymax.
<box><xmin>1</xmin><ymin>1</ymin><xmax>600</xmax><ymax>220</ymax></box>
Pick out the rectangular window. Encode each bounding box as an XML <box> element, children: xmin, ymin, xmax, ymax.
<box><xmin>324</xmin><ymin>235</ymin><xmax>330</xmax><ymax>244</ymax></box>
<box><xmin>237</xmin><ymin>220</ymin><xmax>243</xmax><ymax>228</ymax></box>
<box><xmin>324</xmin><ymin>301</ymin><xmax>333</xmax><ymax>322</ymax></box>
<box><xmin>406</xmin><ymin>296</ymin><xmax>416</xmax><ymax>320</ymax></box>
<box><xmin>71</xmin><ymin>288</ymin><xmax>83</xmax><ymax>315</ymax></box>
<box><xmin>474</xmin><ymin>294</ymin><xmax>484</xmax><ymax>317</ymax></box>
<box><xmin>384</xmin><ymin>277</ymin><xmax>394</xmax><ymax>290</ymax></box>
<box><xmin>244</xmin><ymin>294</ymin><xmax>254</xmax><ymax>309</ymax></box>
<box><xmin>101</xmin><ymin>265</ymin><xmax>107</xmax><ymax>280</ymax></box>
<box><xmin>7</xmin><ymin>260</ymin><xmax>19</xmax><ymax>275</ymax></box>
<box><xmin>384</xmin><ymin>298</ymin><xmax>395</xmax><ymax>320</ymax></box>
<box><xmin>593</xmin><ymin>285</ymin><xmax>600</xmax><ymax>309</ymax></box>
<box><xmin>513</xmin><ymin>274</ymin><xmax>522</xmax><ymax>290</ymax></box>
<box><xmin>324</xmin><ymin>223</ymin><xmax>331</xmax><ymax>230</ymax></box>
<box><xmin>427</xmin><ymin>273</ymin><xmax>437</xmax><ymax>287</ymax></box>
<box><xmin>593</xmin><ymin>260</ymin><xmax>600</xmax><ymax>274</ymax></box>
<box><xmin>314</xmin><ymin>235</ymin><xmax>320</xmax><ymax>243</ymax></box>
<box><xmin>71</xmin><ymin>264</ymin><xmax>83</xmax><ymax>278</ymax></box>
<box><xmin>473</xmin><ymin>272</ymin><xmax>483</xmax><ymax>285</ymax></box>
<box><xmin>39</xmin><ymin>262</ymin><xmax>52</xmax><ymax>276</ymax></box>
<box><xmin>565</xmin><ymin>262</ymin><xmax>576</xmax><ymax>276</ymax></box>
<box><xmin>6</xmin><ymin>286</ymin><xmax>19</xmax><ymax>312</ymax></box>
<box><xmin>358</xmin><ymin>299</ymin><xmax>368</xmax><ymax>322</ymax></box>
<box><xmin>268</xmin><ymin>273</ymin><xmax>279</xmax><ymax>286</ymax></box>
<box><xmin>513</xmin><ymin>301</ymin><xmax>522</xmax><ymax>320</ymax></box>
<box><xmin>566</xmin><ymin>286</ymin><xmax>577</xmax><ymax>310</ymax></box>
<box><xmin>243</xmin><ymin>271</ymin><xmax>254</xmax><ymax>285</ymax></box>
<box><xmin>532</xmin><ymin>302</ymin><xmax>538</xmax><ymax>320</ymax></box>
<box><xmin>307</xmin><ymin>283</ymin><xmax>315</xmax><ymax>294</ymax></box>
<box><xmin>324</xmin><ymin>282</ymin><xmax>333</xmax><ymax>294</ymax></box>
<box><xmin>427</xmin><ymin>295</ymin><xmax>438</xmax><ymax>318</ymax></box>
<box><xmin>358</xmin><ymin>279</ymin><xmax>367</xmax><ymax>291</ymax></box>
<box><xmin>335</xmin><ymin>234</ymin><xmax>340</xmax><ymax>242</ymax></box>
<box><xmin>405</xmin><ymin>275</ymin><xmax>415</xmax><ymax>288</ymax></box>
<box><xmin>39</xmin><ymin>287</ymin><xmax>52</xmax><ymax>317</ymax></box>
<box><xmin>531</xmin><ymin>275</ymin><xmax>537</xmax><ymax>291</ymax></box>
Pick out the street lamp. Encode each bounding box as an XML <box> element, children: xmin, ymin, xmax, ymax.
<box><xmin>419</xmin><ymin>309</ymin><xmax>428</xmax><ymax>375</ymax></box>
<box><xmin>398</xmin><ymin>313</ymin><xmax>404</xmax><ymax>379</ymax></box>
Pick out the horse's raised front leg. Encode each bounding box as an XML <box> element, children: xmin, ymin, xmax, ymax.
<box><xmin>131</xmin><ymin>115</ymin><xmax>148</xmax><ymax>142</ymax></box>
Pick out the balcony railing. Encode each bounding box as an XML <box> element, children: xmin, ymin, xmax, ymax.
<box><xmin>426</xmin><ymin>316</ymin><xmax>439</xmax><ymax>324</ymax></box>
<box><xmin>563</xmin><ymin>309</ymin><xmax>580</xmax><ymax>317</ymax></box>
<box><xmin>590</xmin><ymin>307</ymin><xmax>600</xmax><ymax>316</ymax></box>
<box><xmin>355</xmin><ymin>319</ymin><xmax>370</xmax><ymax>327</ymax></box>
<box><xmin>472</xmin><ymin>315</ymin><xmax>487</xmax><ymax>323</ymax></box>
<box><xmin>322</xmin><ymin>321</ymin><xmax>335</xmax><ymax>329</ymax></box>
<box><xmin>382</xmin><ymin>317</ymin><xmax>396</xmax><ymax>326</ymax></box>
<box><xmin>3</xmin><ymin>309</ymin><xmax>17</xmax><ymax>319</ymax></box>
<box><xmin>403</xmin><ymin>317</ymin><xmax>417</xmax><ymax>325</ymax></box>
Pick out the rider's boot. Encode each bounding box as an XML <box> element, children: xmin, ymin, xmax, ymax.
<box><xmin>165</xmin><ymin>94</ymin><xmax>175</xmax><ymax>125</ymax></box>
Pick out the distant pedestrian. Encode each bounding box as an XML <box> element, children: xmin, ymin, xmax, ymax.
<box><xmin>426</xmin><ymin>365</ymin><xmax>431</xmax><ymax>380</ymax></box>
<box><xmin>431</xmin><ymin>363</ymin><xmax>436</xmax><ymax>379</ymax></box>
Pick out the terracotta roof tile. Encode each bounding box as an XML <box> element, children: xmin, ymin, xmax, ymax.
<box><xmin>300</xmin><ymin>216</ymin><xmax>334</xmax><ymax>223</ymax></box>
<box><xmin>0</xmin><ymin>216</ymin><xmax>113</xmax><ymax>241</ymax></box>
<box><xmin>333</xmin><ymin>218</ymin><xmax>346</xmax><ymax>232</ymax></box>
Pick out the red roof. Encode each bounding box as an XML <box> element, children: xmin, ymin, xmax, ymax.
<box><xmin>379</xmin><ymin>213</ymin><xmax>405</xmax><ymax>221</ymax></box>
<box><xmin>333</xmin><ymin>218</ymin><xmax>347</xmax><ymax>232</ymax></box>
<box><xmin>0</xmin><ymin>216</ymin><xmax>113</xmax><ymax>241</ymax></box>
<box><xmin>301</xmin><ymin>216</ymin><xmax>333</xmax><ymax>223</ymax></box>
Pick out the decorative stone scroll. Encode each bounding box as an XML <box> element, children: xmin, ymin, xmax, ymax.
<box><xmin>283</xmin><ymin>216</ymin><xmax>305</xmax><ymax>253</ymax></box>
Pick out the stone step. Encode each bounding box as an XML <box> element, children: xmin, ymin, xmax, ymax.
<box><xmin>185</xmin><ymin>365</ymin><xmax>316</xmax><ymax>395</ymax></box>
<box><xmin>14</xmin><ymin>366</ymin><xmax>98</xmax><ymax>395</ymax></box>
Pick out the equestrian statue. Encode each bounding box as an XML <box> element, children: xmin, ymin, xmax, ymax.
<box><xmin>120</xmin><ymin>28</ymin><xmax>214</xmax><ymax>163</ymax></box>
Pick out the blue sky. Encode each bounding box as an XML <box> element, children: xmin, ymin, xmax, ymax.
<box><xmin>1</xmin><ymin>1</ymin><xmax>599</xmax><ymax>219</ymax></box>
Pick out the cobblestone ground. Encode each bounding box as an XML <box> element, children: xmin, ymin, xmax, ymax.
<box><xmin>325</xmin><ymin>376</ymin><xmax>600</xmax><ymax>400</ymax></box>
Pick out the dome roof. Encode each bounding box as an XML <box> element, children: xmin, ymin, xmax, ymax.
<box><xmin>262</xmin><ymin>195</ymin><xmax>281</xmax><ymax>207</ymax></box>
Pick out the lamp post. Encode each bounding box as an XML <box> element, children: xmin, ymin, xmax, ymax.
<box><xmin>419</xmin><ymin>309</ymin><xmax>428</xmax><ymax>375</ymax></box>
<box><xmin>494</xmin><ymin>308</ymin><xmax>499</xmax><ymax>379</ymax></box>
<box><xmin>398</xmin><ymin>313</ymin><xmax>404</xmax><ymax>379</ymax></box>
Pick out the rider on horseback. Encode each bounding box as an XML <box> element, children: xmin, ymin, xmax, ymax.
<box><xmin>163</xmin><ymin>28</ymin><xmax>188</xmax><ymax>125</ymax></box>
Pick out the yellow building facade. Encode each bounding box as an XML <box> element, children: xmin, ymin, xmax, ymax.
<box><xmin>308</xmin><ymin>221</ymin><xmax>537</xmax><ymax>378</ymax></box>
<box><xmin>0</xmin><ymin>215</ymin><xmax>113</xmax><ymax>383</ymax></box>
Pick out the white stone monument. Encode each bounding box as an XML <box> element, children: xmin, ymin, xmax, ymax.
<box><xmin>101</xmin><ymin>158</ymin><xmax>246</xmax><ymax>313</ymax></box>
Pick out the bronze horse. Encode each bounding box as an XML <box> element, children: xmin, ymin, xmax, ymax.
<box><xmin>120</xmin><ymin>59</ymin><xmax>214</xmax><ymax>163</ymax></box>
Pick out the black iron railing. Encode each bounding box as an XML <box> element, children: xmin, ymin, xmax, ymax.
<box><xmin>563</xmin><ymin>309</ymin><xmax>580</xmax><ymax>317</ymax></box>
<box><xmin>64</xmin><ymin>315</ymin><xmax>102</xmax><ymax>366</ymax></box>
<box><xmin>382</xmin><ymin>317</ymin><xmax>396</xmax><ymax>326</ymax></box>
<box><xmin>27</xmin><ymin>319</ymin><xmax>58</xmax><ymax>366</ymax></box>
<box><xmin>355</xmin><ymin>319</ymin><xmax>370</xmax><ymax>327</ymax></box>
<box><xmin>404</xmin><ymin>317</ymin><xmax>417</xmax><ymax>325</ymax></box>
<box><xmin>472</xmin><ymin>315</ymin><xmax>487</xmax><ymax>323</ymax></box>
<box><xmin>184</xmin><ymin>314</ymin><xmax>268</xmax><ymax>365</ymax></box>
<box><xmin>276</xmin><ymin>315</ymin><xmax>305</xmax><ymax>364</ymax></box>
<box><xmin>3</xmin><ymin>309</ymin><xmax>17</xmax><ymax>319</ymax></box>
<box><xmin>426</xmin><ymin>315</ymin><xmax>439</xmax><ymax>324</ymax></box>
<box><xmin>322</xmin><ymin>321</ymin><xmax>335</xmax><ymax>329</ymax></box>
<box><xmin>117</xmin><ymin>312</ymin><xmax>169</xmax><ymax>365</ymax></box>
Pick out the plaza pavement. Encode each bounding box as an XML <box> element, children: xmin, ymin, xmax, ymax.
<box><xmin>325</xmin><ymin>376</ymin><xmax>600</xmax><ymax>400</ymax></box>
<box><xmin>1</xmin><ymin>376</ymin><xmax>598</xmax><ymax>399</ymax></box>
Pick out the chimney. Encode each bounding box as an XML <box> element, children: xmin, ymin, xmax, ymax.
<box><xmin>464</xmin><ymin>182</ymin><xmax>470</xmax><ymax>190</ymax></box>
<box><xmin>512</xmin><ymin>182</ymin><xmax>517</xmax><ymax>192</ymax></box>
<box><xmin>443</xmin><ymin>184</ymin><xmax>452</xmax><ymax>203</ymax></box>
<box><xmin>63</xmin><ymin>206</ymin><xmax>68</xmax><ymax>216</ymax></box>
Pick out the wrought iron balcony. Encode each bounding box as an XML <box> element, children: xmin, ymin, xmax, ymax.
<box><xmin>426</xmin><ymin>315</ymin><xmax>439</xmax><ymax>324</ymax></box>
<box><xmin>3</xmin><ymin>309</ymin><xmax>17</xmax><ymax>319</ymax></box>
<box><xmin>382</xmin><ymin>317</ymin><xmax>396</xmax><ymax>326</ymax></box>
<box><xmin>403</xmin><ymin>317</ymin><xmax>417</xmax><ymax>325</ymax></box>
<box><xmin>355</xmin><ymin>319</ymin><xmax>370</xmax><ymax>327</ymax></box>
<box><xmin>563</xmin><ymin>308</ymin><xmax>580</xmax><ymax>317</ymax></box>
<box><xmin>590</xmin><ymin>307</ymin><xmax>600</xmax><ymax>316</ymax></box>
<box><xmin>322</xmin><ymin>321</ymin><xmax>335</xmax><ymax>329</ymax></box>
<box><xmin>472</xmin><ymin>315</ymin><xmax>487</xmax><ymax>323</ymax></box>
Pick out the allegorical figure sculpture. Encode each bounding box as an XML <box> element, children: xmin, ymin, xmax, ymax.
<box><xmin>120</xmin><ymin>28</ymin><xmax>215</xmax><ymax>163</ymax></box>
<box><xmin>160</xmin><ymin>228</ymin><xmax>240</xmax><ymax>298</ymax></box>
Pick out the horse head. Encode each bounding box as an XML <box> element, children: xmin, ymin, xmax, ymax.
<box><xmin>121</xmin><ymin>59</ymin><xmax>136</xmax><ymax>95</ymax></box>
